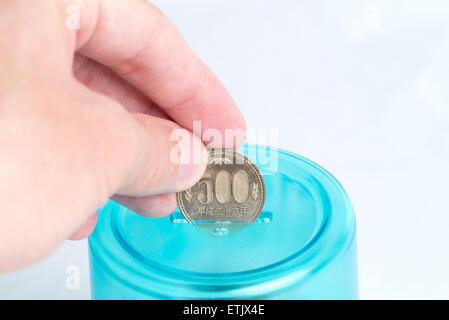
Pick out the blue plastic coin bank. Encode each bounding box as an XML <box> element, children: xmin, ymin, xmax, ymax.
<box><xmin>88</xmin><ymin>144</ymin><xmax>358</xmax><ymax>299</ymax></box>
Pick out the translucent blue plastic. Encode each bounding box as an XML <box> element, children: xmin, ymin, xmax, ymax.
<box><xmin>88</xmin><ymin>144</ymin><xmax>358</xmax><ymax>299</ymax></box>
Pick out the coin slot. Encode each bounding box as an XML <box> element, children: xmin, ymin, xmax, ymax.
<box><xmin>169</xmin><ymin>210</ymin><xmax>273</xmax><ymax>224</ymax></box>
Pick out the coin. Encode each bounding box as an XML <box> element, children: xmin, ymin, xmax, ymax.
<box><xmin>176</xmin><ymin>149</ymin><xmax>266</xmax><ymax>226</ymax></box>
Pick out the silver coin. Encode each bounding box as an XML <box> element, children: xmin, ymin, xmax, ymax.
<box><xmin>177</xmin><ymin>149</ymin><xmax>266</xmax><ymax>225</ymax></box>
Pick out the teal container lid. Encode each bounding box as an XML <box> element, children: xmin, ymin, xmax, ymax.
<box><xmin>89</xmin><ymin>144</ymin><xmax>356</xmax><ymax>299</ymax></box>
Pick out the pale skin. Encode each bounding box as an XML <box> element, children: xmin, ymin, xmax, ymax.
<box><xmin>0</xmin><ymin>0</ymin><xmax>246</xmax><ymax>272</ymax></box>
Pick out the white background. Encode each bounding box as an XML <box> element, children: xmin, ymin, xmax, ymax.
<box><xmin>1</xmin><ymin>0</ymin><xmax>449</xmax><ymax>299</ymax></box>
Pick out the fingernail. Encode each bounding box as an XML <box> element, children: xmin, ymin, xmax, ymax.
<box><xmin>175</xmin><ymin>129</ymin><xmax>208</xmax><ymax>191</ymax></box>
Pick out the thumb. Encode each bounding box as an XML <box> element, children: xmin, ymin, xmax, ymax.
<box><xmin>113</xmin><ymin>112</ymin><xmax>208</xmax><ymax>197</ymax></box>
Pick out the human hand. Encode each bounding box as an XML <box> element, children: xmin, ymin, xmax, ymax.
<box><xmin>0</xmin><ymin>0</ymin><xmax>246</xmax><ymax>272</ymax></box>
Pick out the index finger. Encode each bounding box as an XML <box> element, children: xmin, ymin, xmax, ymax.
<box><xmin>66</xmin><ymin>0</ymin><xmax>246</xmax><ymax>148</ymax></box>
